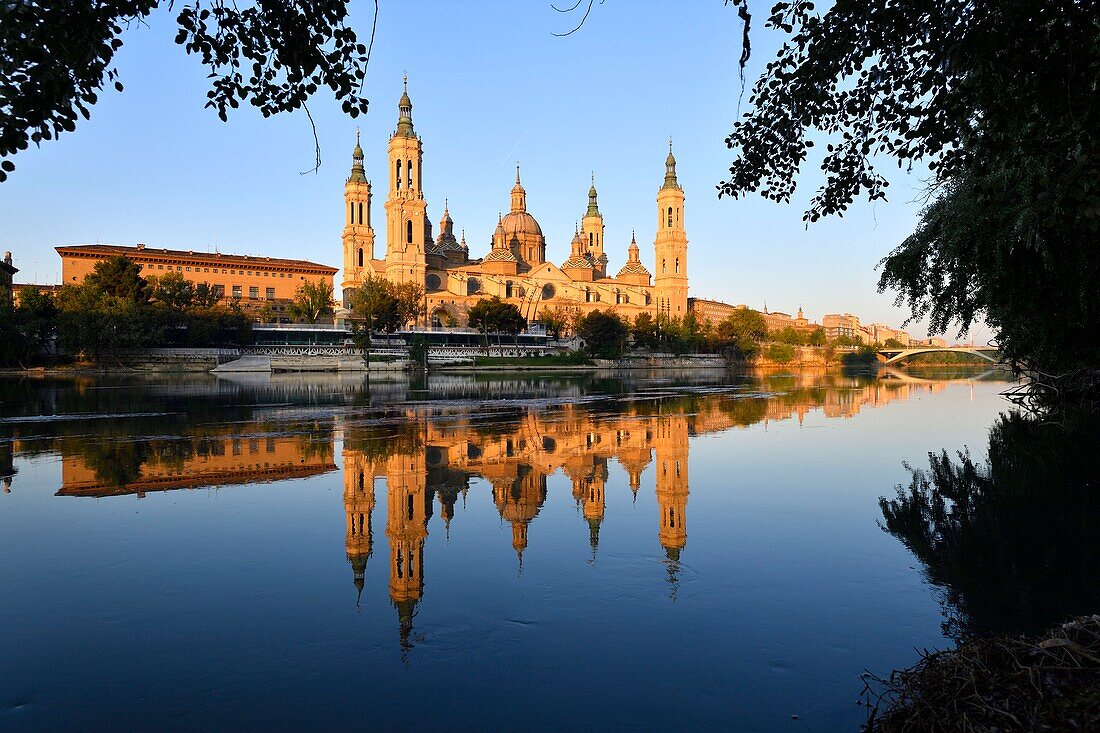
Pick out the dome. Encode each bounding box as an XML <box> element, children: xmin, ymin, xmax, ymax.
<box><xmin>500</xmin><ymin>210</ymin><xmax>543</xmax><ymax>238</ymax></box>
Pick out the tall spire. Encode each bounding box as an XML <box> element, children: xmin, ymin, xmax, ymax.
<box><xmin>396</xmin><ymin>75</ymin><xmax>415</xmax><ymax>137</ymax></box>
<box><xmin>663</xmin><ymin>137</ymin><xmax>679</xmax><ymax>190</ymax></box>
<box><xmin>510</xmin><ymin>163</ymin><xmax>527</xmax><ymax>212</ymax></box>
<box><xmin>349</xmin><ymin>129</ymin><xmax>367</xmax><ymax>183</ymax></box>
<box><xmin>586</xmin><ymin>173</ymin><xmax>600</xmax><ymax>217</ymax></box>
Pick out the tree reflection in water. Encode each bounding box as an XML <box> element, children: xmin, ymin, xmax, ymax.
<box><xmin>879</xmin><ymin>410</ymin><xmax>1100</xmax><ymax>640</ymax></box>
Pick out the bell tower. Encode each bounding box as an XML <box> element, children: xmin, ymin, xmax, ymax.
<box><xmin>384</xmin><ymin>76</ymin><xmax>428</xmax><ymax>286</ymax></box>
<box><xmin>581</xmin><ymin>174</ymin><xmax>608</xmax><ymax>277</ymax></box>
<box><xmin>342</xmin><ymin>131</ymin><xmax>375</xmax><ymax>301</ymax></box>
<box><xmin>654</xmin><ymin>139</ymin><xmax>688</xmax><ymax>319</ymax></box>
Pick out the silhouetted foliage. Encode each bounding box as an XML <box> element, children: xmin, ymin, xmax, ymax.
<box><xmin>1</xmin><ymin>0</ymin><xmax>375</xmax><ymax>181</ymax></box>
<box><xmin>880</xmin><ymin>410</ymin><xmax>1100</xmax><ymax>640</ymax></box>
<box><xmin>722</xmin><ymin>0</ymin><xmax>1099</xmax><ymax>401</ymax></box>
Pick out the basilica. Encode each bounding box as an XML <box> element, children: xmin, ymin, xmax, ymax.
<box><xmin>338</xmin><ymin>80</ymin><xmax>689</xmax><ymax>328</ymax></box>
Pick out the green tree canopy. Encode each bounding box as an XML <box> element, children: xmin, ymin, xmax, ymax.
<box><xmin>85</xmin><ymin>256</ymin><xmax>149</xmax><ymax>301</ymax></box>
<box><xmin>712</xmin><ymin>308</ymin><xmax>767</xmax><ymax>360</ymax></box>
<box><xmin>1</xmin><ymin>0</ymin><xmax>374</xmax><ymax>182</ymax></box>
<box><xmin>468</xmin><ymin>296</ymin><xmax>525</xmax><ymax>335</ymax></box>
<box><xmin>348</xmin><ymin>276</ymin><xmax>403</xmax><ymax>335</ymax></box>
<box><xmin>577</xmin><ymin>310</ymin><xmax>628</xmax><ymax>359</ymax></box>
<box><xmin>721</xmin><ymin>0</ymin><xmax>1098</xmax><ymax>399</ymax></box>
<box><xmin>287</xmin><ymin>280</ymin><xmax>335</xmax><ymax>324</ymax></box>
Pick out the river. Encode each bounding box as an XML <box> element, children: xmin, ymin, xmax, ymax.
<box><xmin>2</xmin><ymin>367</ymin><xmax>1091</xmax><ymax>730</ymax></box>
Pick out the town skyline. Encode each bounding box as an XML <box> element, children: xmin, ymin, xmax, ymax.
<box><xmin>0</xmin><ymin>2</ymin><xmax>976</xmax><ymax>341</ymax></box>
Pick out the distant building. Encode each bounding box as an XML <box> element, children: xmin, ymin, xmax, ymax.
<box><xmin>339</xmin><ymin>79</ymin><xmax>689</xmax><ymax>328</ymax></box>
<box><xmin>55</xmin><ymin>243</ymin><xmax>337</xmax><ymax>318</ymax></box>
<box><xmin>0</xmin><ymin>251</ymin><xmax>17</xmax><ymax>306</ymax></box>
<box><xmin>12</xmin><ymin>283</ymin><xmax>61</xmax><ymax>306</ymax></box>
<box><xmin>910</xmin><ymin>336</ymin><xmax>948</xmax><ymax>348</ymax></box>
<box><xmin>867</xmin><ymin>323</ymin><xmax>911</xmax><ymax>346</ymax></box>
<box><xmin>823</xmin><ymin>313</ymin><xmax>872</xmax><ymax>344</ymax></box>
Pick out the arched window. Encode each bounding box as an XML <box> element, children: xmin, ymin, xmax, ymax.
<box><xmin>407</xmin><ymin>159</ymin><xmax>413</xmax><ymax>189</ymax></box>
<box><xmin>396</xmin><ymin>160</ymin><xmax>402</xmax><ymax>190</ymax></box>
<box><xmin>358</xmin><ymin>202</ymin><xmax>364</xmax><ymax>225</ymax></box>
<box><xmin>589</xmin><ymin>232</ymin><xmax>593</xmax><ymax>248</ymax></box>
<box><xmin>349</xmin><ymin>202</ymin><xmax>354</xmax><ymax>223</ymax></box>
<box><xmin>505</xmin><ymin>281</ymin><xmax>513</xmax><ymax>299</ymax></box>
<box><xmin>675</xmin><ymin>257</ymin><xmax>680</xmax><ymax>274</ymax></box>
<box><xmin>407</xmin><ymin>494</ymin><xmax>414</xmax><ymax>521</ymax></box>
<box><xmin>667</xmin><ymin>206</ymin><xmax>673</xmax><ymax>228</ymax></box>
<box><xmin>662</xmin><ymin>258</ymin><xmax>667</xmax><ymax>274</ymax></box>
<box><xmin>406</xmin><ymin>219</ymin><xmax>413</xmax><ymax>244</ymax></box>
<box><xmin>676</xmin><ymin>207</ymin><xmax>680</xmax><ymax>223</ymax></box>
<box><xmin>357</xmin><ymin>248</ymin><xmax>363</xmax><ymax>267</ymax></box>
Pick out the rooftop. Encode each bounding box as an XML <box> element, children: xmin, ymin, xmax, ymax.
<box><xmin>55</xmin><ymin>244</ymin><xmax>338</xmax><ymax>274</ymax></box>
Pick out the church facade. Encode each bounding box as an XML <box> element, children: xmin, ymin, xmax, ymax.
<box><xmin>339</xmin><ymin>80</ymin><xmax>689</xmax><ymax>328</ymax></box>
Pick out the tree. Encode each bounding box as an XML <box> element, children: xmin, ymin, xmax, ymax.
<box><xmin>772</xmin><ymin>326</ymin><xmax>806</xmax><ymax>346</ymax></box>
<box><xmin>577</xmin><ymin>310</ymin><xmax>628</xmax><ymax>359</ymax></box>
<box><xmin>539</xmin><ymin>304</ymin><xmax>578</xmax><ymax>340</ymax></box>
<box><xmin>287</xmin><ymin>280</ymin><xmax>334</xmax><ymax>324</ymax></box>
<box><xmin>1</xmin><ymin>0</ymin><xmax>375</xmax><ymax>182</ymax></box>
<box><xmin>392</xmin><ymin>281</ymin><xmax>426</xmax><ymax>328</ymax></box>
<box><xmin>348</xmin><ymin>275</ymin><xmax>402</xmax><ymax>336</ymax></box>
<box><xmin>807</xmin><ymin>326</ymin><xmax>826</xmax><ymax>347</ymax></box>
<box><xmin>15</xmin><ymin>288</ymin><xmax>58</xmax><ymax>359</ymax></box>
<box><xmin>150</xmin><ymin>271</ymin><xmax>194</xmax><ymax>309</ymax></box>
<box><xmin>883</xmin><ymin>338</ymin><xmax>905</xmax><ymax>349</ymax></box>
<box><xmin>84</xmin><ymin>256</ymin><xmax>149</xmax><ymax>301</ymax></box>
<box><xmin>721</xmin><ymin>1</ymin><xmax>1099</xmax><ymax>401</ymax></box>
<box><xmin>713</xmin><ymin>308</ymin><xmax>767</xmax><ymax>361</ymax></box>
<box><xmin>631</xmin><ymin>312</ymin><xmax>659</xmax><ymax>350</ymax></box>
<box><xmin>467</xmin><ymin>297</ymin><xmax>525</xmax><ymax>335</ymax></box>
<box><xmin>0</xmin><ymin>301</ymin><xmax>28</xmax><ymax>366</ymax></box>
<box><xmin>765</xmin><ymin>343</ymin><xmax>796</xmax><ymax>365</ymax></box>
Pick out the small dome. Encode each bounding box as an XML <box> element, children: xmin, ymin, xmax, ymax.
<box><xmin>500</xmin><ymin>210</ymin><xmax>543</xmax><ymax>238</ymax></box>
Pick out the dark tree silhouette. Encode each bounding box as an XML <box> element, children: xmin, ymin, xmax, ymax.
<box><xmin>0</xmin><ymin>0</ymin><xmax>378</xmax><ymax>181</ymax></box>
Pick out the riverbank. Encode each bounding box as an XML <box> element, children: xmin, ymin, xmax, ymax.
<box><xmin>863</xmin><ymin>615</ymin><xmax>1100</xmax><ymax>731</ymax></box>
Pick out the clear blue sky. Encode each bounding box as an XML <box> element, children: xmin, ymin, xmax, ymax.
<box><xmin>0</xmin><ymin>1</ymin><xmax>982</xmax><ymax>340</ymax></box>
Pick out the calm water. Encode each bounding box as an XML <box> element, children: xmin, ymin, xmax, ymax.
<box><xmin>0</xmin><ymin>367</ymin><xmax>1080</xmax><ymax>730</ymax></box>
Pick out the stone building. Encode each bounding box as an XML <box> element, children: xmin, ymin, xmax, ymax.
<box><xmin>54</xmin><ymin>243</ymin><xmax>337</xmax><ymax>318</ymax></box>
<box><xmin>0</xmin><ymin>251</ymin><xmax>17</xmax><ymax>306</ymax></box>
<box><xmin>339</xmin><ymin>79</ymin><xmax>690</xmax><ymax>327</ymax></box>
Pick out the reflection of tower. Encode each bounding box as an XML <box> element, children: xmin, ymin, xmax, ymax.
<box><xmin>655</xmin><ymin>415</ymin><xmax>689</xmax><ymax>595</ymax></box>
<box><xmin>344</xmin><ymin>450</ymin><xmax>375</xmax><ymax>605</ymax></box>
<box><xmin>581</xmin><ymin>458</ymin><xmax>609</xmax><ymax>560</ymax></box>
<box><xmin>385</xmin><ymin>452</ymin><xmax>432</xmax><ymax>652</ymax></box>
<box><xmin>492</xmin><ymin>465</ymin><xmax>547</xmax><ymax>569</ymax></box>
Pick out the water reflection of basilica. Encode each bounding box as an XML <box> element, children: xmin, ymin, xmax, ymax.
<box><xmin>338</xmin><ymin>406</ymin><xmax>699</xmax><ymax>645</ymax></box>
<box><xmin>19</xmin><ymin>373</ymin><xmax>965</xmax><ymax>648</ymax></box>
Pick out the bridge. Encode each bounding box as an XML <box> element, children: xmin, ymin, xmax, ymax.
<box><xmin>876</xmin><ymin>345</ymin><xmax>1003</xmax><ymax>365</ymax></box>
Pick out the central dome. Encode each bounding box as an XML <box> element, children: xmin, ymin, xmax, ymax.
<box><xmin>500</xmin><ymin>210</ymin><xmax>543</xmax><ymax>237</ymax></box>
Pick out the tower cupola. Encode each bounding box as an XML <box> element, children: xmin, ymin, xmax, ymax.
<box><xmin>663</xmin><ymin>137</ymin><xmax>680</xmax><ymax>190</ymax></box>
<box><xmin>396</xmin><ymin>75</ymin><xmax>415</xmax><ymax>138</ymax></box>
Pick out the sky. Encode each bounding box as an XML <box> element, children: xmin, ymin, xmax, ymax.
<box><xmin>0</xmin><ymin>0</ymin><xmax>983</xmax><ymax>340</ymax></box>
